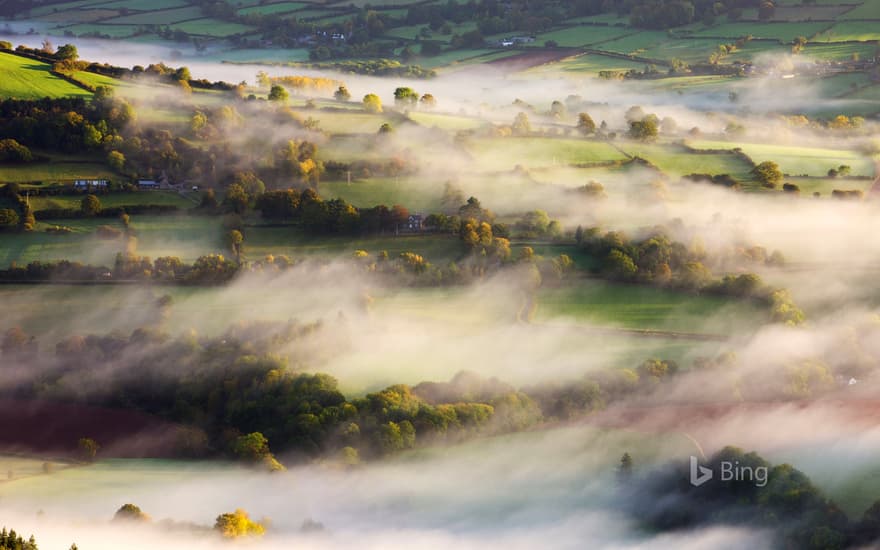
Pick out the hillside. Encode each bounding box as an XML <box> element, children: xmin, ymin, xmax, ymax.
<box><xmin>0</xmin><ymin>51</ymin><xmax>93</xmax><ymax>99</ymax></box>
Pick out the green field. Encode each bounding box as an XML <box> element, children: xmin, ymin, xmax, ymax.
<box><xmin>801</xmin><ymin>41</ymin><xmax>879</xmax><ymax>61</ymax></box>
<box><xmin>840</xmin><ymin>1</ymin><xmax>880</xmax><ymax>19</ymax></box>
<box><xmin>408</xmin><ymin>111</ymin><xmax>487</xmax><ymax>131</ymax></box>
<box><xmin>689</xmin><ymin>22</ymin><xmax>831</xmax><ymax>41</ymax></box>
<box><xmin>236</xmin><ymin>1</ymin><xmax>307</xmax><ymax>15</ymax></box>
<box><xmin>528</xmin><ymin>52</ymin><xmax>649</xmax><ymax>75</ymax></box>
<box><xmin>620</xmin><ymin>143</ymin><xmax>756</xmax><ymax>182</ymax></box>
<box><xmin>539</xmin><ymin>280</ymin><xmax>766</xmax><ymax>334</ymax></box>
<box><xmin>103</xmin><ymin>5</ymin><xmax>204</xmax><ymax>24</ymax></box>
<box><xmin>0</xmin><ymin>215</ymin><xmax>221</xmax><ymax>267</ymax></box>
<box><xmin>309</xmin><ymin>110</ymin><xmax>397</xmax><ymax>134</ymax></box>
<box><xmin>0</xmin><ymin>455</ymin><xmax>72</xmax><ymax>481</ymax></box>
<box><xmin>0</xmin><ymin>163</ymin><xmax>116</xmax><ymax>183</ymax></box>
<box><xmin>168</xmin><ymin>18</ymin><xmax>256</xmax><ymax>36</ymax></box>
<box><xmin>464</xmin><ymin>137</ymin><xmax>628</xmax><ymax>171</ymax></box>
<box><xmin>689</xmin><ymin>140</ymin><xmax>874</xmax><ymax>177</ymax></box>
<box><xmin>0</xmin><ymin>53</ymin><xmax>91</xmax><ymax>100</ymax></box>
<box><xmin>814</xmin><ymin>21</ymin><xmax>880</xmax><ymax>42</ymax></box>
<box><xmin>41</xmin><ymin>8</ymin><xmax>120</xmax><ymax>23</ymax></box>
<box><xmin>319</xmin><ymin>177</ymin><xmax>444</xmax><ymax>211</ymax></box>
<box><xmin>245</xmin><ymin>229</ymin><xmax>464</xmax><ymax>262</ymax></box>
<box><xmin>592</xmin><ymin>31</ymin><xmax>671</xmax><ymax>55</ymax></box>
<box><xmin>59</xmin><ymin>23</ymin><xmax>141</xmax><ymax>37</ymax></box>
<box><xmin>96</xmin><ymin>0</ymin><xmax>189</xmax><ymax>9</ymax></box>
<box><xmin>640</xmin><ymin>38</ymin><xmax>734</xmax><ymax>64</ymax></box>
<box><xmin>27</xmin><ymin>191</ymin><xmax>196</xmax><ymax>211</ymax></box>
<box><xmin>531</xmin><ymin>25</ymin><xmax>635</xmax><ymax>47</ymax></box>
<box><xmin>783</xmin><ymin>176</ymin><xmax>876</xmax><ymax>196</ymax></box>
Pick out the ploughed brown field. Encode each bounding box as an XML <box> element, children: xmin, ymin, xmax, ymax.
<box><xmin>0</xmin><ymin>399</ymin><xmax>180</xmax><ymax>458</ymax></box>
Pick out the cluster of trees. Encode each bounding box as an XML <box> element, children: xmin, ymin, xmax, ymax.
<box><xmin>0</xmin><ymin>253</ymin><xmax>240</xmax><ymax>284</ymax></box>
<box><xmin>628</xmin><ymin>446</ymin><xmax>880</xmax><ymax>549</ymax></box>
<box><xmin>255</xmin><ymin>187</ymin><xmax>411</xmax><ymax>235</ymax></box>
<box><xmin>576</xmin><ymin>226</ymin><xmax>802</xmax><ymax>322</ymax></box>
<box><xmin>0</xmin><ymin>95</ymin><xmax>131</xmax><ymax>154</ymax></box>
<box><xmin>3</xmin><ymin>309</ymin><xmax>704</xmax><ymax>463</ymax></box>
<box><xmin>0</xmin><ymin>529</ymin><xmax>38</xmax><ymax>550</ymax></box>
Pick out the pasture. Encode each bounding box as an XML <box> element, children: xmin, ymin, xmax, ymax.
<box><xmin>839</xmin><ymin>1</ymin><xmax>880</xmax><ymax>19</ymax></box>
<box><xmin>813</xmin><ymin>21</ymin><xmax>880</xmax><ymax>42</ymax></box>
<box><xmin>408</xmin><ymin>111</ymin><xmax>487</xmax><ymax>131</ymax></box>
<box><xmin>688</xmin><ymin>22</ymin><xmax>831</xmax><ymax>41</ymax></box>
<box><xmin>27</xmin><ymin>190</ymin><xmax>196</xmax><ymax>211</ymax></box>
<box><xmin>591</xmin><ymin>31</ymin><xmax>671</xmax><ymax>55</ymax></box>
<box><xmin>784</xmin><ymin>176</ymin><xmax>875</xmax><ymax>196</ymax></box>
<box><xmin>463</xmin><ymin>137</ymin><xmax>628</xmax><ymax>171</ymax></box>
<box><xmin>0</xmin><ymin>163</ymin><xmax>116</xmax><ymax>184</ymax></box>
<box><xmin>319</xmin><ymin>177</ymin><xmax>445</xmax><ymax>212</ymax></box>
<box><xmin>689</xmin><ymin>140</ymin><xmax>874</xmax><ymax>178</ymax></box>
<box><xmin>620</xmin><ymin>143</ymin><xmax>756</xmax><ymax>182</ymax></box>
<box><xmin>168</xmin><ymin>19</ymin><xmax>256</xmax><ymax>37</ymax></box>
<box><xmin>103</xmin><ymin>5</ymin><xmax>204</xmax><ymax>24</ymax></box>
<box><xmin>0</xmin><ymin>215</ymin><xmax>222</xmax><ymax>267</ymax></box>
<box><xmin>538</xmin><ymin>280</ymin><xmax>767</xmax><ymax>335</ymax></box>
<box><xmin>236</xmin><ymin>2</ymin><xmax>308</xmax><ymax>15</ymax></box>
<box><xmin>0</xmin><ymin>53</ymin><xmax>91</xmax><ymax>100</ymax></box>
<box><xmin>532</xmin><ymin>25</ymin><xmax>635</xmax><ymax>47</ymax></box>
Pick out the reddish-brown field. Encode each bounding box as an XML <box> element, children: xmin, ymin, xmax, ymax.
<box><xmin>0</xmin><ymin>399</ymin><xmax>180</xmax><ymax>458</ymax></box>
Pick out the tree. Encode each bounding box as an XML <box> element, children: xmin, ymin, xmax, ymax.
<box><xmin>752</xmin><ymin>161</ymin><xmax>783</xmax><ymax>188</ymax></box>
<box><xmin>224</xmin><ymin>183</ymin><xmax>249</xmax><ymax>214</ymax></box>
<box><xmin>363</xmin><ymin>93</ymin><xmax>382</xmax><ymax>113</ymax></box>
<box><xmin>114</xmin><ymin>504</ymin><xmax>149</xmax><ymax>522</ymax></box>
<box><xmin>628</xmin><ymin>116</ymin><xmax>659</xmax><ymax>141</ymax></box>
<box><xmin>420</xmin><ymin>93</ymin><xmax>436</xmax><ymax>109</ymax></box>
<box><xmin>378</xmin><ymin>122</ymin><xmax>394</xmax><ymax>134</ymax></box>
<box><xmin>512</xmin><ymin>112</ymin><xmax>531</xmax><ymax>136</ymax></box>
<box><xmin>226</xmin><ymin>230</ymin><xmax>244</xmax><ymax>262</ymax></box>
<box><xmin>107</xmin><ymin>150</ymin><xmax>125</xmax><ymax>172</ymax></box>
<box><xmin>233</xmin><ymin>171</ymin><xmax>265</xmax><ymax>196</ymax></box>
<box><xmin>617</xmin><ymin>452</ymin><xmax>634</xmax><ymax>481</ymax></box>
<box><xmin>0</xmin><ymin>139</ymin><xmax>33</xmax><ymax>163</ymax></box>
<box><xmin>394</xmin><ymin>86</ymin><xmax>419</xmax><ymax>107</ymax></box>
<box><xmin>77</xmin><ymin>437</ymin><xmax>99</xmax><ymax>462</ymax></box>
<box><xmin>214</xmin><ymin>509</ymin><xmax>266</xmax><ymax>538</ymax></box>
<box><xmin>268</xmin><ymin>84</ymin><xmax>289</xmax><ymax>103</ymax></box>
<box><xmin>174</xmin><ymin>66</ymin><xmax>191</xmax><ymax>82</ymax></box>
<box><xmin>200</xmin><ymin>189</ymin><xmax>218</xmax><ymax>208</ymax></box>
<box><xmin>334</xmin><ymin>85</ymin><xmax>351</xmax><ymax>101</ymax></box>
<box><xmin>758</xmin><ymin>0</ymin><xmax>776</xmax><ymax>20</ymax></box>
<box><xmin>576</xmin><ymin>113</ymin><xmax>596</xmax><ymax>135</ymax></box>
<box><xmin>233</xmin><ymin>432</ymin><xmax>270</xmax><ymax>461</ymax></box>
<box><xmin>604</xmin><ymin>249</ymin><xmax>638</xmax><ymax>280</ymax></box>
<box><xmin>80</xmin><ymin>194</ymin><xmax>102</xmax><ymax>216</ymax></box>
<box><xmin>55</xmin><ymin>43</ymin><xmax>78</xmax><ymax>61</ymax></box>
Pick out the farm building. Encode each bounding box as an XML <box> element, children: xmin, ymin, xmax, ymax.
<box><xmin>138</xmin><ymin>172</ymin><xmax>171</xmax><ymax>190</ymax></box>
<box><xmin>403</xmin><ymin>214</ymin><xmax>423</xmax><ymax>232</ymax></box>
